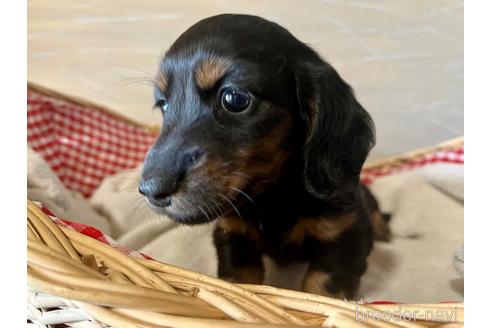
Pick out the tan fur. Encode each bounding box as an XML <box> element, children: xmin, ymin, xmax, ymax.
<box><xmin>237</xmin><ymin>117</ymin><xmax>292</xmax><ymax>189</ymax></box>
<box><xmin>302</xmin><ymin>271</ymin><xmax>334</xmax><ymax>296</ymax></box>
<box><xmin>370</xmin><ymin>211</ymin><xmax>392</xmax><ymax>241</ymax></box>
<box><xmin>195</xmin><ymin>56</ymin><xmax>231</xmax><ymax>90</ymax></box>
<box><xmin>187</xmin><ymin>112</ymin><xmax>291</xmax><ymax>214</ymax></box>
<box><xmin>156</xmin><ymin>70</ymin><xmax>167</xmax><ymax>92</ymax></box>
<box><xmin>286</xmin><ymin>213</ymin><xmax>356</xmax><ymax>245</ymax></box>
<box><xmin>216</xmin><ymin>217</ymin><xmax>260</xmax><ymax>242</ymax></box>
<box><xmin>197</xmin><ymin>157</ymin><xmax>246</xmax><ymax>190</ymax></box>
<box><xmin>235</xmin><ymin>266</ymin><xmax>264</xmax><ymax>284</ymax></box>
<box><xmin>304</xmin><ymin>100</ymin><xmax>319</xmax><ymax>142</ymax></box>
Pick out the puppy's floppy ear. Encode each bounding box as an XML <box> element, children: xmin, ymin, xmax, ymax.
<box><xmin>295</xmin><ymin>59</ymin><xmax>375</xmax><ymax>208</ymax></box>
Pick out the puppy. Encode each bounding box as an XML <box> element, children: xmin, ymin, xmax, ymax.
<box><xmin>139</xmin><ymin>14</ymin><xmax>388</xmax><ymax>299</ymax></box>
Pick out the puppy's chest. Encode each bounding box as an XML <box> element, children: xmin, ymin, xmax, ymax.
<box><xmin>217</xmin><ymin>213</ymin><xmax>356</xmax><ymax>261</ymax></box>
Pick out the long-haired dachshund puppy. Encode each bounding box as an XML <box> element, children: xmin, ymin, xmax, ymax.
<box><xmin>139</xmin><ymin>14</ymin><xmax>390</xmax><ymax>299</ymax></box>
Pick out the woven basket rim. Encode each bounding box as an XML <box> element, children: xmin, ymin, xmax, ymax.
<box><xmin>27</xmin><ymin>200</ymin><xmax>464</xmax><ymax>327</ymax></box>
<box><xmin>363</xmin><ymin>136</ymin><xmax>463</xmax><ymax>171</ymax></box>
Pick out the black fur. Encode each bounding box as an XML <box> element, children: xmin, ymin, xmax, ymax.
<box><xmin>140</xmin><ymin>14</ymin><xmax>379</xmax><ymax>298</ymax></box>
<box><xmin>295</xmin><ymin>59</ymin><xmax>375</xmax><ymax>209</ymax></box>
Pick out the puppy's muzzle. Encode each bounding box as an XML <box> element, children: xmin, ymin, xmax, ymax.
<box><xmin>139</xmin><ymin>146</ymin><xmax>203</xmax><ymax>208</ymax></box>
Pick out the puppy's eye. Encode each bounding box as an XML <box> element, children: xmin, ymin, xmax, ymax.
<box><xmin>155</xmin><ymin>98</ymin><xmax>169</xmax><ymax>112</ymax></box>
<box><xmin>220</xmin><ymin>88</ymin><xmax>251</xmax><ymax>113</ymax></box>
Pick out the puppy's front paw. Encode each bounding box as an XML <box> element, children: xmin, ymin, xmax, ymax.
<box><xmin>302</xmin><ymin>270</ymin><xmax>359</xmax><ymax>299</ymax></box>
<box><xmin>302</xmin><ymin>270</ymin><xmax>342</xmax><ymax>298</ymax></box>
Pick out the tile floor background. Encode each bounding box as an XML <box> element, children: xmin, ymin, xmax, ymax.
<box><xmin>28</xmin><ymin>0</ymin><xmax>463</xmax><ymax>161</ymax></box>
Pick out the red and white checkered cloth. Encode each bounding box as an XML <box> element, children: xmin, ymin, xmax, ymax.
<box><xmin>27</xmin><ymin>89</ymin><xmax>157</xmax><ymax>197</ymax></box>
<box><xmin>361</xmin><ymin>146</ymin><xmax>464</xmax><ymax>185</ymax></box>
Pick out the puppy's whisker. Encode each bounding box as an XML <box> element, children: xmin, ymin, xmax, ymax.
<box><xmin>179</xmin><ymin>197</ymin><xmax>201</xmax><ymax>223</ymax></box>
<box><xmin>117</xmin><ymin>188</ymin><xmax>140</xmax><ymax>193</ymax></box>
<box><xmin>109</xmin><ymin>64</ymin><xmax>156</xmax><ymax>78</ymax></box>
<box><xmin>211</xmin><ymin>199</ymin><xmax>225</xmax><ymax>219</ymax></box>
<box><xmin>106</xmin><ymin>77</ymin><xmax>155</xmax><ymax>90</ymax></box>
<box><xmin>126</xmin><ymin>197</ymin><xmax>148</xmax><ymax>219</ymax></box>
<box><xmin>103</xmin><ymin>76</ymin><xmax>156</xmax><ymax>96</ymax></box>
<box><xmin>198</xmin><ymin>205</ymin><xmax>210</xmax><ymax>222</ymax></box>
<box><xmin>219</xmin><ymin>161</ymin><xmax>233</xmax><ymax>168</ymax></box>
<box><xmin>203</xmin><ymin>201</ymin><xmax>217</xmax><ymax>220</ymax></box>
<box><xmin>230</xmin><ymin>171</ymin><xmax>262</xmax><ymax>188</ymax></box>
<box><xmin>209</xmin><ymin>202</ymin><xmax>222</xmax><ymax>221</ymax></box>
<box><xmin>127</xmin><ymin>207</ymin><xmax>139</xmax><ymax>221</ymax></box>
<box><xmin>106</xmin><ymin>176</ymin><xmax>141</xmax><ymax>182</ymax></box>
<box><xmin>217</xmin><ymin>201</ymin><xmax>226</xmax><ymax>218</ymax></box>
<box><xmin>230</xmin><ymin>171</ymin><xmax>254</xmax><ymax>181</ymax></box>
<box><xmin>208</xmin><ymin>198</ymin><xmax>223</xmax><ymax>219</ymax></box>
<box><xmin>123</xmin><ymin>194</ymin><xmax>144</xmax><ymax>210</ymax></box>
<box><xmin>218</xmin><ymin>193</ymin><xmax>243</xmax><ymax>220</ymax></box>
<box><xmin>229</xmin><ymin>186</ymin><xmax>257</xmax><ymax>209</ymax></box>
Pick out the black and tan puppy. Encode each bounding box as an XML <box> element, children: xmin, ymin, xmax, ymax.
<box><xmin>139</xmin><ymin>14</ymin><xmax>388</xmax><ymax>299</ymax></box>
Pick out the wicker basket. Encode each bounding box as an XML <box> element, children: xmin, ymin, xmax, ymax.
<box><xmin>27</xmin><ymin>82</ymin><xmax>464</xmax><ymax>327</ymax></box>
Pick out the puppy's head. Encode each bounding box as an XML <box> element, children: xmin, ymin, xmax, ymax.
<box><xmin>140</xmin><ymin>14</ymin><xmax>374</xmax><ymax>224</ymax></box>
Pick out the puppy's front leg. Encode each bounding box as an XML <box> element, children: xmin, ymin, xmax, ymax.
<box><xmin>302</xmin><ymin>234</ymin><xmax>371</xmax><ymax>299</ymax></box>
<box><xmin>213</xmin><ymin>218</ymin><xmax>264</xmax><ymax>284</ymax></box>
<box><xmin>302</xmin><ymin>254</ymin><xmax>367</xmax><ymax>299</ymax></box>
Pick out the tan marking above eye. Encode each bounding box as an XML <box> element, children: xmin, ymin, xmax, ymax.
<box><xmin>195</xmin><ymin>56</ymin><xmax>231</xmax><ymax>90</ymax></box>
<box><xmin>156</xmin><ymin>70</ymin><xmax>168</xmax><ymax>92</ymax></box>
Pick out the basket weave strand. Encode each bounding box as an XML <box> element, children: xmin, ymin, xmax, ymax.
<box><xmin>27</xmin><ymin>200</ymin><xmax>463</xmax><ymax>327</ymax></box>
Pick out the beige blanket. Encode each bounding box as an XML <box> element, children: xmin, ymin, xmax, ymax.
<box><xmin>90</xmin><ymin>163</ymin><xmax>464</xmax><ymax>303</ymax></box>
<box><xmin>27</xmin><ymin>147</ymin><xmax>464</xmax><ymax>303</ymax></box>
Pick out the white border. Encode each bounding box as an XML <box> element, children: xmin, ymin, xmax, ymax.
<box><xmin>0</xmin><ymin>0</ymin><xmax>27</xmax><ymax>325</ymax></box>
<box><xmin>465</xmin><ymin>1</ymin><xmax>492</xmax><ymax>326</ymax></box>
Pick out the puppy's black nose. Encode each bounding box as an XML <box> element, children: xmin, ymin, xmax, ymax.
<box><xmin>140</xmin><ymin>146</ymin><xmax>204</xmax><ymax>207</ymax></box>
<box><xmin>138</xmin><ymin>177</ymin><xmax>177</xmax><ymax>207</ymax></box>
